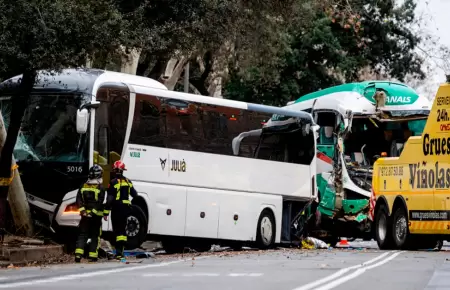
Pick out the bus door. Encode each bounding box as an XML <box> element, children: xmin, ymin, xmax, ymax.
<box><xmin>93</xmin><ymin>86</ymin><xmax>131</xmax><ymax>188</ymax></box>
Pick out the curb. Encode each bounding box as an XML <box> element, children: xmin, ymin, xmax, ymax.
<box><xmin>1</xmin><ymin>245</ymin><xmax>63</xmax><ymax>264</ymax></box>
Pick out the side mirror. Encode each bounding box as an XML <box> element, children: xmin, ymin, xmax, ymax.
<box><xmin>372</xmin><ymin>155</ymin><xmax>381</xmax><ymax>163</ymax></box>
<box><xmin>89</xmin><ymin>100</ymin><xmax>101</xmax><ymax>109</ymax></box>
<box><xmin>76</xmin><ymin>108</ymin><xmax>89</xmax><ymax>134</ymax></box>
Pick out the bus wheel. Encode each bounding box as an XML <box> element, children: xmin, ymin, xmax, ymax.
<box><xmin>392</xmin><ymin>206</ymin><xmax>411</xmax><ymax>249</ymax></box>
<box><xmin>125</xmin><ymin>205</ymin><xmax>148</xmax><ymax>250</ymax></box>
<box><xmin>256</xmin><ymin>209</ymin><xmax>276</xmax><ymax>249</ymax></box>
<box><xmin>375</xmin><ymin>204</ymin><xmax>395</xmax><ymax>250</ymax></box>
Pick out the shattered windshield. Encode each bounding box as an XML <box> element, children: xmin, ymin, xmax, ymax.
<box><xmin>0</xmin><ymin>94</ymin><xmax>88</xmax><ymax>162</ymax></box>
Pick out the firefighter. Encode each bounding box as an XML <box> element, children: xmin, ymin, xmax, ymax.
<box><xmin>74</xmin><ymin>164</ymin><xmax>106</xmax><ymax>263</ymax></box>
<box><xmin>105</xmin><ymin>160</ymin><xmax>138</xmax><ymax>260</ymax></box>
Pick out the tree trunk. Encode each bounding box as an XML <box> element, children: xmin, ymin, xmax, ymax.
<box><xmin>160</xmin><ymin>57</ymin><xmax>189</xmax><ymax>90</ymax></box>
<box><xmin>0</xmin><ymin>70</ymin><xmax>36</xmax><ymax>236</ymax></box>
<box><xmin>0</xmin><ymin>110</ymin><xmax>33</xmax><ymax>236</ymax></box>
<box><xmin>86</xmin><ymin>58</ymin><xmax>93</xmax><ymax>68</ymax></box>
<box><xmin>206</xmin><ymin>40</ymin><xmax>235</xmax><ymax>98</ymax></box>
<box><xmin>120</xmin><ymin>46</ymin><xmax>142</xmax><ymax>75</ymax></box>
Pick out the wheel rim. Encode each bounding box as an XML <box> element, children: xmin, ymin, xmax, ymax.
<box><xmin>378</xmin><ymin>213</ymin><xmax>387</xmax><ymax>241</ymax></box>
<box><xmin>395</xmin><ymin>215</ymin><xmax>407</xmax><ymax>242</ymax></box>
<box><xmin>126</xmin><ymin>216</ymin><xmax>140</xmax><ymax>237</ymax></box>
<box><xmin>260</xmin><ymin>216</ymin><xmax>273</xmax><ymax>244</ymax></box>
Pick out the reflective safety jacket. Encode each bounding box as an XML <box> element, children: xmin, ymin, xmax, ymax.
<box><xmin>76</xmin><ymin>179</ymin><xmax>106</xmax><ymax>217</ymax></box>
<box><xmin>105</xmin><ymin>176</ymin><xmax>138</xmax><ymax>215</ymax></box>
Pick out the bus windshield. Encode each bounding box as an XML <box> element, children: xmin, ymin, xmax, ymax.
<box><xmin>0</xmin><ymin>94</ymin><xmax>89</xmax><ymax>163</ymax></box>
<box><xmin>344</xmin><ymin>117</ymin><xmax>428</xmax><ymax>163</ymax></box>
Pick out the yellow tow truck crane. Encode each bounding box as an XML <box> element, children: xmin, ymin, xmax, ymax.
<box><xmin>372</xmin><ymin>80</ymin><xmax>450</xmax><ymax>250</ymax></box>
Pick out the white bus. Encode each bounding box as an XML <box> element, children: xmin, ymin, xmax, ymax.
<box><xmin>0</xmin><ymin>69</ymin><xmax>317</xmax><ymax>252</ymax></box>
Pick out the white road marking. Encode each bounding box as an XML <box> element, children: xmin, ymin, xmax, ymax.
<box><xmin>182</xmin><ymin>273</ymin><xmax>220</xmax><ymax>277</ymax></box>
<box><xmin>0</xmin><ymin>257</ymin><xmax>211</xmax><ymax>288</ymax></box>
<box><xmin>229</xmin><ymin>273</ymin><xmax>263</xmax><ymax>277</ymax></box>
<box><xmin>292</xmin><ymin>251</ymin><xmax>398</xmax><ymax>290</ymax></box>
<box><xmin>142</xmin><ymin>273</ymin><xmax>173</xmax><ymax>277</ymax></box>
<box><xmin>315</xmin><ymin>251</ymin><xmax>404</xmax><ymax>290</ymax></box>
<box><xmin>140</xmin><ymin>272</ymin><xmax>264</xmax><ymax>278</ymax></box>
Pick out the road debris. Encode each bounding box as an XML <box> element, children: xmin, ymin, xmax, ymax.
<box><xmin>301</xmin><ymin>237</ymin><xmax>329</xmax><ymax>249</ymax></box>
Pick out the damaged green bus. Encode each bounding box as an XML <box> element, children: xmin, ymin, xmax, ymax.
<box><xmin>285</xmin><ymin>81</ymin><xmax>431</xmax><ymax>245</ymax></box>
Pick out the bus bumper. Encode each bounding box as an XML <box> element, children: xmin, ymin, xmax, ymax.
<box><xmin>26</xmin><ymin>192</ymin><xmax>80</xmax><ymax>232</ymax></box>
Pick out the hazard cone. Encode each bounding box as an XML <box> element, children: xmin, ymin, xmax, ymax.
<box><xmin>337</xmin><ymin>237</ymin><xmax>349</xmax><ymax>247</ymax></box>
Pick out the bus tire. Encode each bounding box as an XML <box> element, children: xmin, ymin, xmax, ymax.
<box><xmin>375</xmin><ymin>204</ymin><xmax>395</xmax><ymax>250</ymax></box>
<box><xmin>256</xmin><ymin>209</ymin><xmax>276</xmax><ymax>249</ymax></box>
<box><xmin>392</xmin><ymin>206</ymin><xmax>411</xmax><ymax>249</ymax></box>
<box><xmin>125</xmin><ymin>205</ymin><xmax>148</xmax><ymax>250</ymax></box>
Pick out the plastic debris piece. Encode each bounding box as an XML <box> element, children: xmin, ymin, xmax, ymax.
<box><xmin>301</xmin><ymin>237</ymin><xmax>329</xmax><ymax>249</ymax></box>
<box><xmin>136</xmin><ymin>252</ymin><xmax>155</xmax><ymax>259</ymax></box>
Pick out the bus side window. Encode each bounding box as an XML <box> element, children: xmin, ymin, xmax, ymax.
<box><xmin>129</xmin><ymin>94</ymin><xmax>165</xmax><ymax>148</ymax></box>
<box><xmin>287</xmin><ymin>128</ymin><xmax>315</xmax><ymax>165</ymax></box>
<box><xmin>95</xmin><ymin>124</ymin><xmax>109</xmax><ymax>165</ymax></box>
<box><xmin>164</xmin><ymin>99</ymin><xmax>201</xmax><ymax>151</ymax></box>
<box><xmin>255</xmin><ymin>134</ymin><xmax>286</xmax><ymax>162</ymax></box>
<box><xmin>237</xmin><ymin>135</ymin><xmax>260</xmax><ymax>158</ymax></box>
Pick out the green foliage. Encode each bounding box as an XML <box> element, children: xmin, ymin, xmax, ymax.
<box><xmin>0</xmin><ymin>0</ymin><xmax>126</xmax><ymax>226</ymax></box>
<box><xmin>224</xmin><ymin>0</ymin><xmax>425</xmax><ymax>105</ymax></box>
<box><xmin>0</xmin><ymin>0</ymin><xmax>123</xmax><ymax>79</ymax></box>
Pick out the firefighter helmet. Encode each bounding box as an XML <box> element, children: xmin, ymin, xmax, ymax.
<box><xmin>88</xmin><ymin>164</ymin><xmax>103</xmax><ymax>179</ymax></box>
<box><xmin>113</xmin><ymin>160</ymin><xmax>127</xmax><ymax>171</ymax></box>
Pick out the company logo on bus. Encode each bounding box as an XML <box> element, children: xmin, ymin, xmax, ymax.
<box><xmin>370</xmin><ymin>95</ymin><xmax>412</xmax><ymax>104</ymax></box>
<box><xmin>159</xmin><ymin>158</ymin><xmax>167</xmax><ymax>170</ymax></box>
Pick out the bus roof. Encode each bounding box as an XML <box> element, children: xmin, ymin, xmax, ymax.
<box><xmin>130</xmin><ymin>84</ymin><xmax>315</xmax><ymax>124</ymax></box>
<box><xmin>0</xmin><ymin>68</ymin><xmax>168</xmax><ymax>95</ymax></box>
<box><xmin>0</xmin><ymin>68</ymin><xmax>315</xmax><ymax>124</ymax></box>
<box><xmin>286</xmin><ymin>81</ymin><xmax>431</xmax><ymax>115</ymax></box>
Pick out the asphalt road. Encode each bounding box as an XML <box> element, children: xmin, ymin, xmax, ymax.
<box><xmin>0</xmin><ymin>241</ymin><xmax>449</xmax><ymax>290</ymax></box>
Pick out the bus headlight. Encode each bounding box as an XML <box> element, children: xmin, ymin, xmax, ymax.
<box><xmin>63</xmin><ymin>203</ymin><xmax>79</xmax><ymax>214</ymax></box>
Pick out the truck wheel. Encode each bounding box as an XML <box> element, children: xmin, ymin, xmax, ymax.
<box><xmin>392</xmin><ymin>206</ymin><xmax>411</xmax><ymax>249</ymax></box>
<box><xmin>125</xmin><ymin>205</ymin><xmax>148</xmax><ymax>250</ymax></box>
<box><xmin>375</xmin><ymin>204</ymin><xmax>395</xmax><ymax>249</ymax></box>
<box><xmin>256</xmin><ymin>209</ymin><xmax>276</xmax><ymax>249</ymax></box>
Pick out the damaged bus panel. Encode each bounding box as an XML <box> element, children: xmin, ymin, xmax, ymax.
<box><xmin>285</xmin><ymin>81</ymin><xmax>431</xmax><ymax>245</ymax></box>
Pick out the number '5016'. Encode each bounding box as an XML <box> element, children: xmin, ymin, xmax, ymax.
<box><xmin>67</xmin><ymin>166</ymin><xmax>82</xmax><ymax>173</ymax></box>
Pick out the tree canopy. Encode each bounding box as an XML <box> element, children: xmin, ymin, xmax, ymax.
<box><xmin>225</xmin><ymin>0</ymin><xmax>427</xmax><ymax>105</ymax></box>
